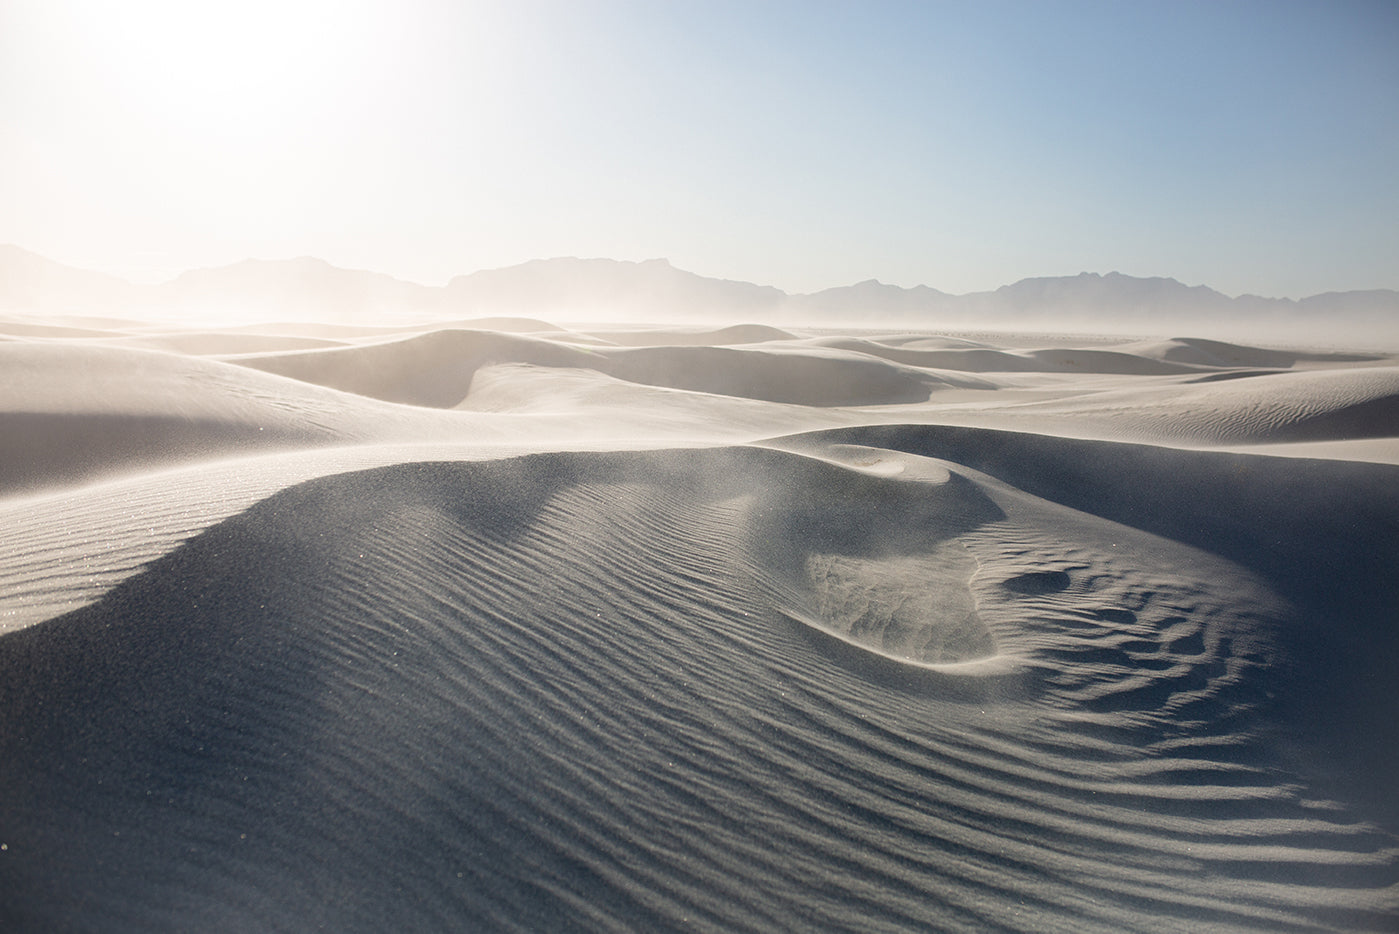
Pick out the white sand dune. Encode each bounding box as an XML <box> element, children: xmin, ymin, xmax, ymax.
<box><xmin>957</xmin><ymin>365</ymin><xmax>1399</xmax><ymax>446</ymax></box>
<box><xmin>2</xmin><ymin>316</ymin><xmax>1397</xmax><ymax>932</ymax></box>
<box><xmin>228</xmin><ymin>329</ymin><xmax>947</xmax><ymax>408</ymax></box>
<box><xmin>574</xmin><ymin>323</ymin><xmax>799</xmax><ymax>346</ymax></box>
<box><xmin>108</xmin><ymin>331</ymin><xmax>351</xmax><ymax>356</ymax></box>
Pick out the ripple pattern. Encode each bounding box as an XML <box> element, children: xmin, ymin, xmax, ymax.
<box><xmin>2</xmin><ymin>445</ymin><xmax>1396</xmax><ymax>932</ymax></box>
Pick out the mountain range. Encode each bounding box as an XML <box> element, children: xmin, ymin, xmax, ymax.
<box><xmin>2</xmin><ymin>245</ymin><xmax>1395</xmax><ymax>341</ymax></box>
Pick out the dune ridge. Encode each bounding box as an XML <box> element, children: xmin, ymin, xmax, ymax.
<box><xmin>2</xmin><ymin>315</ymin><xmax>1397</xmax><ymax>931</ymax></box>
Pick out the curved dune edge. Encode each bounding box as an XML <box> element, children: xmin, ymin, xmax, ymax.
<box><xmin>3</xmin><ymin>442</ymin><xmax>1397</xmax><ymax>932</ymax></box>
<box><xmin>793</xmin><ymin>442</ymin><xmax>955</xmax><ymax>483</ymax></box>
<box><xmin>740</xmin><ymin>445</ymin><xmax>1003</xmax><ymax>669</ymax></box>
<box><xmin>226</xmin><ymin>328</ymin><xmax>941</xmax><ymax>407</ymax></box>
<box><xmin>3</xmin><ymin>321</ymin><xmax>1396</xmax><ymax>499</ymax></box>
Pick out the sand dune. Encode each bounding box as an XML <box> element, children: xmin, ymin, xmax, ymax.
<box><xmin>577</xmin><ymin>323</ymin><xmax>798</xmax><ymax>346</ymax></box>
<box><xmin>229</xmin><ymin>329</ymin><xmax>944</xmax><ymax>407</ymax></box>
<box><xmin>1127</xmin><ymin>336</ymin><xmax>1384</xmax><ymax>369</ymax></box>
<box><xmin>814</xmin><ymin>337</ymin><xmax>1205</xmax><ymax>375</ymax></box>
<box><xmin>2</xmin><ymin>315</ymin><xmax>1397</xmax><ymax>931</ymax></box>
<box><xmin>228</xmin><ymin>329</ymin><xmax>597</xmax><ymax>408</ymax></box>
<box><xmin>951</xmin><ymin>365</ymin><xmax>1399</xmax><ymax>446</ymax></box>
<box><xmin>0</xmin><ymin>341</ymin><xmax>496</xmax><ymax>492</ymax></box>
<box><xmin>110</xmin><ymin>331</ymin><xmax>350</xmax><ymax>356</ymax></box>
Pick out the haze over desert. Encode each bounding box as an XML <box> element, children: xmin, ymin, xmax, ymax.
<box><xmin>4</xmin><ymin>0</ymin><xmax>1398</xmax><ymax>930</ymax></box>
<box><xmin>2</xmin><ymin>255</ymin><xmax>1398</xmax><ymax>929</ymax></box>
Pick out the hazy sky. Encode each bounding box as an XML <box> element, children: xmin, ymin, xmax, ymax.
<box><xmin>2</xmin><ymin>0</ymin><xmax>1396</xmax><ymax>297</ymax></box>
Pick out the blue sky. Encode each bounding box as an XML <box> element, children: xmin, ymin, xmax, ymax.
<box><xmin>2</xmin><ymin>0</ymin><xmax>1396</xmax><ymax>296</ymax></box>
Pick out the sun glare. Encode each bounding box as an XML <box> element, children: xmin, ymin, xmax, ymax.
<box><xmin>58</xmin><ymin>0</ymin><xmax>386</xmax><ymax>144</ymax></box>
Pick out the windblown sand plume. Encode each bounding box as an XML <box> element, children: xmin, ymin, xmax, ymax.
<box><xmin>2</xmin><ymin>314</ymin><xmax>1397</xmax><ymax>931</ymax></box>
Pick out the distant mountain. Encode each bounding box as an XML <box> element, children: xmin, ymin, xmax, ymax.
<box><xmin>1297</xmin><ymin>290</ymin><xmax>1399</xmax><ymax>316</ymax></box>
<box><xmin>793</xmin><ymin>270</ymin><xmax>1397</xmax><ymax>337</ymax></box>
<box><xmin>163</xmin><ymin>257</ymin><xmax>441</xmax><ymax>320</ymax></box>
<box><xmin>446</xmin><ymin>257</ymin><xmax>785</xmax><ymax>319</ymax></box>
<box><xmin>969</xmin><ymin>271</ymin><xmax>1236</xmax><ymax>318</ymax></box>
<box><xmin>0</xmin><ymin>244</ymin><xmax>147</xmax><ymax>313</ymax></box>
<box><xmin>799</xmin><ymin>279</ymin><xmax>953</xmax><ymax>317</ymax></box>
<box><xmin>1</xmin><ymin>245</ymin><xmax>1395</xmax><ymax>340</ymax></box>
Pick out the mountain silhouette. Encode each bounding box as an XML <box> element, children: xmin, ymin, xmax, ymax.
<box><xmin>2</xmin><ymin>246</ymin><xmax>1394</xmax><ymax>340</ymax></box>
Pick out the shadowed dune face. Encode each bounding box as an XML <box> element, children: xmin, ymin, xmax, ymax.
<box><xmin>228</xmin><ymin>329</ymin><xmax>595</xmax><ymax>408</ymax></box>
<box><xmin>798</xmin><ymin>423</ymin><xmax>1399</xmax><ymax>819</ymax></box>
<box><xmin>3</xmin><ymin>443</ymin><xmax>1396</xmax><ymax>933</ymax></box>
<box><xmin>0</xmin><ymin>411</ymin><xmax>318</xmax><ymax>491</ymax></box>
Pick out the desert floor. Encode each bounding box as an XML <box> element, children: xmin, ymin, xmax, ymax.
<box><xmin>2</xmin><ymin>315</ymin><xmax>1397</xmax><ymax>931</ymax></box>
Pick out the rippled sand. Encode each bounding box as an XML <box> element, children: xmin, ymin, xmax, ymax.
<box><xmin>2</xmin><ymin>317</ymin><xmax>1397</xmax><ymax>931</ymax></box>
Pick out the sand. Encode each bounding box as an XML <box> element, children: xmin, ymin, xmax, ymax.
<box><xmin>1</xmin><ymin>314</ymin><xmax>1397</xmax><ymax>932</ymax></box>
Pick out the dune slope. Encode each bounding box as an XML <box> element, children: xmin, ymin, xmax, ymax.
<box><xmin>3</xmin><ymin>317</ymin><xmax>1398</xmax><ymax>932</ymax></box>
<box><xmin>2</xmin><ymin>442</ymin><xmax>1396</xmax><ymax>932</ymax></box>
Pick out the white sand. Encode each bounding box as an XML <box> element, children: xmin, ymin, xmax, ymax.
<box><xmin>1</xmin><ymin>316</ymin><xmax>1397</xmax><ymax>931</ymax></box>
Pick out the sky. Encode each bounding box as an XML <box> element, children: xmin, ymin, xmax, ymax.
<box><xmin>1</xmin><ymin>0</ymin><xmax>1396</xmax><ymax>298</ymax></box>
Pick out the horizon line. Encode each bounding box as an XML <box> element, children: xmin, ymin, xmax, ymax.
<box><xmin>4</xmin><ymin>243</ymin><xmax>1397</xmax><ymax>304</ymax></box>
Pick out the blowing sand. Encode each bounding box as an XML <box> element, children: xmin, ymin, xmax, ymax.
<box><xmin>1</xmin><ymin>315</ymin><xmax>1397</xmax><ymax>931</ymax></box>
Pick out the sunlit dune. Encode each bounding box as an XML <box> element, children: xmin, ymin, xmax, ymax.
<box><xmin>2</xmin><ymin>312</ymin><xmax>1397</xmax><ymax>932</ymax></box>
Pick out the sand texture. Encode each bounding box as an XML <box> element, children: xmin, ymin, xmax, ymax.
<box><xmin>2</xmin><ymin>316</ymin><xmax>1397</xmax><ymax>932</ymax></box>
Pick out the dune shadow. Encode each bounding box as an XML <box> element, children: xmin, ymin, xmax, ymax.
<box><xmin>771</xmin><ymin>423</ymin><xmax>1399</xmax><ymax>830</ymax></box>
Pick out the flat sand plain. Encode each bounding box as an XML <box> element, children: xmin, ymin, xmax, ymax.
<box><xmin>2</xmin><ymin>315</ymin><xmax>1397</xmax><ymax>931</ymax></box>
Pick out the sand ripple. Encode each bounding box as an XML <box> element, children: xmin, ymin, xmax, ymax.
<box><xmin>3</xmin><ymin>441</ymin><xmax>1396</xmax><ymax>932</ymax></box>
